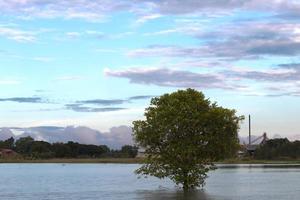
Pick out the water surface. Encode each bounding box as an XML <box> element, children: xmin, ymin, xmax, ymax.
<box><xmin>0</xmin><ymin>164</ymin><xmax>300</xmax><ymax>200</ymax></box>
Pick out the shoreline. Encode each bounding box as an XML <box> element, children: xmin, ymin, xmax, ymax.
<box><xmin>1</xmin><ymin>158</ymin><xmax>300</xmax><ymax>164</ymax></box>
<box><xmin>0</xmin><ymin>158</ymin><xmax>143</xmax><ymax>164</ymax></box>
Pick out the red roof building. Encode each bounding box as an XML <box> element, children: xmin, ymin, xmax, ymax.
<box><xmin>0</xmin><ymin>149</ymin><xmax>17</xmax><ymax>158</ymax></box>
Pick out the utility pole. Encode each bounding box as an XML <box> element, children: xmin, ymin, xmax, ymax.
<box><xmin>248</xmin><ymin>115</ymin><xmax>251</xmax><ymax>146</ymax></box>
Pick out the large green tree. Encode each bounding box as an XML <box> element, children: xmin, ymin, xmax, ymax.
<box><xmin>0</xmin><ymin>137</ymin><xmax>14</xmax><ymax>149</ymax></box>
<box><xmin>15</xmin><ymin>136</ymin><xmax>34</xmax><ymax>155</ymax></box>
<box><xmin>133</xmin><ymin>89</ymin><xmax>243</xmax><ymax>190</ymax></box>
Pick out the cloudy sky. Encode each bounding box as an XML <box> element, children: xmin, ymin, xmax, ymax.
<box><xmin>1</xmin><ymin>0</ymin><xmax>300</xmax><ymax>139</ymax></box>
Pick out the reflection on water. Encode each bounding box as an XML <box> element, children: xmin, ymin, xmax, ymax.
<box><xmin>136</xmin><ymin>190</ymin><xmax>211</xmax><ymax>200</ymax></box>
<box><xmin>0</xmin><ymin>164</ymin><xmax>300</xmax><ymax>200</ymax></box>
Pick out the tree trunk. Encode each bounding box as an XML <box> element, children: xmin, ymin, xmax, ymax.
<box><xmin>183</xmin><ymin>173</ymin><xmax>189</xmax><ymax>191</ymax></box>
<box><xmin>183</xmin><ymin>181</ymin><xmax>189</xmax><ymax>191</ymax></box>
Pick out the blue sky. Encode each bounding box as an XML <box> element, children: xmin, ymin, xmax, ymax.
<box><xmin>1</xmin><ymin>0</ymin><xmax>300</xmax><ymax>139</ymax></box>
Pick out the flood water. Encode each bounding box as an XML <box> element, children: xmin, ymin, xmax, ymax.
<box><xmin>0</xmin><ymin>164</ymin><xmax>300</xmax><ymax>200</ymax></box>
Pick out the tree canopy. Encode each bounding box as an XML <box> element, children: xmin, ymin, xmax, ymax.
<box><xmin>254</xmin><ymin>138</ymin><xmax>300</xmax><ymax>160</ymax></box>
<box><xmin>133</xmin><ymin>88</ymin><xmax>243</xmax><ymax>190</ymax></box>
<box><xmin>0</xmin><ymin>137</ymin><xmax>137</xmax><ymax>159</ymax></box>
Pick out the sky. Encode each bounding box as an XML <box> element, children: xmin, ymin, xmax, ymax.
<box><xmin>1</xmin><ymin>0</ymin><xmax>300</xmax><ymax>140</ymax></box>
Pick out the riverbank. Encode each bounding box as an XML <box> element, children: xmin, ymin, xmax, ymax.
<box><xmin>0</xmin><ymin>158</ymin><xmax>144</xmax><ymax>164</ymax></box>
<box><xmin>1</xmin><ymin>157</ymin><xmax>300</xmax><ymax>164</ymax></box>
<box><xmin>217</xmin><ymin>158</ymin><xmax>300</xmax><ymax>164</ymax></box>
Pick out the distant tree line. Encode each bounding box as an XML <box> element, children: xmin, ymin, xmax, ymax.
<box><xmin>0</xmin><ymin>137</ymin><xmax>138</xmax><ymax>159</ymax></box>
<box><xmin>254</xmin><ymin>138</ymin><xmax>300</xmax><ymax>160</ymax></box>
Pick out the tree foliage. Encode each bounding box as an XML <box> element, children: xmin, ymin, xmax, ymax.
<box><xmin>15</xmin><ymin>136</ymin><xmax>34</xmax><ymax>155</ymax></box>
<box><xmin>133</xmin><ymin>89</ymin><xmax>243</xmax><ymax>190</ymax></box>
<box><xmin>0</xmin><ymin>137</ymin><xmax>14</xmax><ymax>149</ymax></box>
<box><xmin>0</xmin><ymin>136</ymin><xmax>136</xmax><ymax>159</ymax></box>
<box><xmin>254</xmin><ymin>138</ymin><xmax>300</xmax><ymax>159</ymax></box>
<box><xmin>121</xmin><ymin>145</ymin><xmax>139</xmax><ymax>158</ymax></box>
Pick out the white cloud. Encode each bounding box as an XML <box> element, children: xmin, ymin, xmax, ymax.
<box><xmin>135</xmin><ymin>13</ymin><xmax>162</xmax><ymax>25</ymax></box>
<box><xmin>66</xmin><ymin>32</ymin><xmax>81</xmax><ymax>38</ymax></box>
<box><xmin>128</xmin><ymin>22</ymin><xmax>300</xmax><ymax>60</ymax></box>
<box><xmin>104</xmin><ymin>67</ymin><xmax>243</xmax><ymax>90</ymax></box>
<box><xmin>0</xmin><ymin>26</ymin><xmax>36</xmax><ymax>42</ymax></box>
<box><xmin>0</xmin><ymin>0</ymin><xmax>130</xmax><ymax>22</ymax></box>
<box><xmin>0</xmin><ymin>0</ymin><xmax>300</xmax><ymax>22</ymax></box>
<box><xmin>85</xmin><ymin>30</ymin><xmax>106</xmax><ymax>38</ymax></box>
<box><xmin>64</xmin><ymin>11</ymin><xmax>105</xmax><ymax>22</ymax></box>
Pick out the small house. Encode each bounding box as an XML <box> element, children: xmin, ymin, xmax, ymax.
<box><xmin>0</xmin><ymin>149</ymin><xmax>17</xmax><ymax>158</ymax></box>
